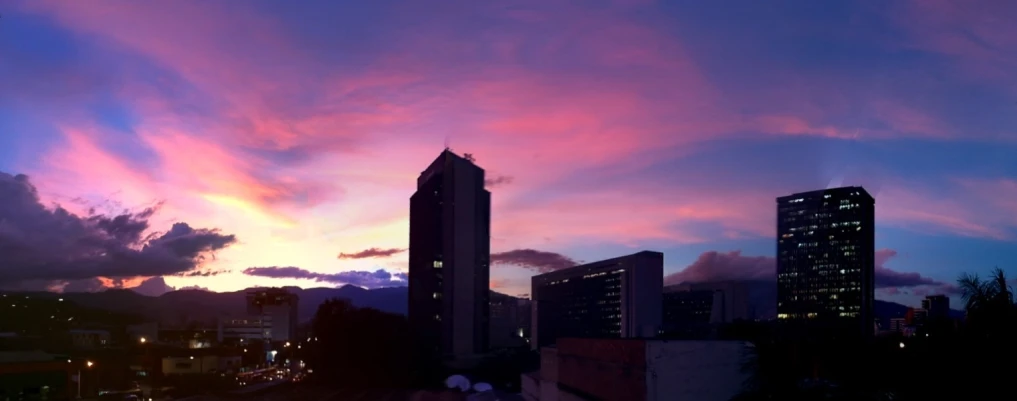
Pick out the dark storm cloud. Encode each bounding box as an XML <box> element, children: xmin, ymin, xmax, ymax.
<box><xmin>337</xmin><ymin>247</ymin><xmax>406</xmax><ymax>259</ymax></box>
<box><xmin>491</xmin><ymin>249</ymin><xmax>577</xmax><ymax>273</ymax></box>
<box><xmin>243</xmin><ymin>266</ymin><xmax>407</xmax><ymax>289</ymax></box>
<box><xmin>0</xmin><ymin>172</ymin><xmax>237</xmax><ymax>284</ymax></box>
<box><xmin>663</xmin><ymin>249</ymin><xmax>957</xmax><ymax>293</ymax></box>
<box><xmin>130</xmin><ymin>276</ymin><xmax>175</xmax><ymax>297</ymax></box>
<box><xmin>484</xmin><ymin>175</ymin><xmax>514</xmax><ymax>188</ymax></box>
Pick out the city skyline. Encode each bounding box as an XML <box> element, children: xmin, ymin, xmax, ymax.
<box><xmin>1</xmin><ymin>0</ymin><xmax>1016</xmax><ymax>308</ymax></box>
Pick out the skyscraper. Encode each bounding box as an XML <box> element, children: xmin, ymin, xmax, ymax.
<box><xmin>408</xmin><ymin>149</ymin><xmax>491</xmax><ymax>359</ymax></box>
<box><xmin>776</xmin><ymin>186</ymin><xmax>875</xmax><ymax>338</ymax></box>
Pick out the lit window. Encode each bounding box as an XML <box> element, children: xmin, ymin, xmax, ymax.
<box><xmin>433</xmin><ymin>261</ymin><xmax>442</xmax><ymax>268</ymax></box>
<box><xmin>433</xmin><ymin>292</ymin><xmax>441</xmax><ymax>299</ymax></box>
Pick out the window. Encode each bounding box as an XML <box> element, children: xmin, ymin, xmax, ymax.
<box><xmin>433</xmin><ymin>261</ymin><xmax>443</xmax><ymax>268</ymax></box>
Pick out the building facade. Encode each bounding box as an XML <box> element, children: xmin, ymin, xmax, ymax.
<box><xmin>521</xmin><ymin>338</ymin><xmax>752</xmax><ymax>401</ymax></box>
<box><xmin>776</xmin><ymin>186</ymin><xmax>875</xmax><ymax>338</ymax></box>
<box><xmin>490</xmin><ymin>294</ymin><xmax>531</xmax><ymax>349</ymax></box>
<box><xmin>660</xmin><ymin>287</ymin><xmax>716</xmax><ymax>338</ymax></box>
<box><xmin>922</xmin><ymin>295</ymin><xmax>950</xmax><ymax>320</ymax></box>
<box><xmin>408</xmin><ymin>149</ymin><xmax>491</xmax><ymax>358</ymax></box>
<box><xmin>217</xmin><ymin>317</ymin><xmax>271</xmax><ymax>345</ymax></box>
<box><xmin>531</xmin><ymin>251</ymin><xmax>663</xmax><ymax>349</ymax></box>
<box><xmin>245</xmin><ymin>288</ymin><xmax>298</xmax><ymax>343</ymax></box>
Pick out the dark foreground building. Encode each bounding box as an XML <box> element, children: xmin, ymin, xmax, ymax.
<box><xmin>408</xmin><ymin>149</ymin><xmax>491</xmax><ymax>360</ymax></box>
<box><xmin>530</xmin><ymin>251</ymin><xmax>663</xmax><ymax>349</ymax></box>
<box><xmin>0</xmin><ymin>351</ymin><xmax>72</xmax><ymax>400</ymax></box>
<box><xmin>776</xmin><ymin>186</ymin><xmax>875</xmax><ymax>338</ymax></box>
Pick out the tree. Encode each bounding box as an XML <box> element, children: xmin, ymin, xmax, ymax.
<box><xmin>956</xmin><ymin>267</ymin><xmax>1016</xmax><ymax>339</ymax></box>
<box><xmin>306</xmin><ymin>298</ymin><xmax>416</xmax><ymax>389</ymax></box>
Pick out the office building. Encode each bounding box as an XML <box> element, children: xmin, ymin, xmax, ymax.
<box><xmin>490</xmin><ymin>294</ymin><xmax>531</xmax><ymax>349</ymax></box>
<box><xmin>922</xmin><ymin>295</ymin><xmax>950</xmax><ymax>320</ymax></box>
<box><xmin>245</xmin><ymin>288</ymin><xmax>298</xmax><ymax>343</ymax></box>
<box><xmin>661</xmin><ymin>287</ymin><xmax>716</xmax><ymax>338</ymax></box>
<box><xmin>217</xmin><ymin>317</ymin><xmax>270</xmax><ymax>345</ymax></box>
<box><xmin>408</xmin><ymin>149</ymin><xmax>491</xmax><ymax>358</ymax></box>
<box><xmin>776</xmin><ymin>186</ymin><xmax>875</xmax><ymax>338</ymax></box>
<box><xmin>530</xmin><ymin>251</ymin><xmax>663</xmax><ymax>349</ymax></box>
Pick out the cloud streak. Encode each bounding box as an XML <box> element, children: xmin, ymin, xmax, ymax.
<box><xmin>243</xmin><ymin>266</ymin><xmax>407</xmax><ymax>289</ymax></box>
<box><xmin>338</xmin><ymin>247</ymin><xmax>406</xmax><ymax>260</ymax></box>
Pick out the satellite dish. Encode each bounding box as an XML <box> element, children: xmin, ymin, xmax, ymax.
<box><xmin>473</xmin><ymin>382</ymin><xmax>493</xmax><ymax>392</ymax></box>
<box><xmin>445</xmin><ymin>374</ymin><xmax>471</xmax><ymax>392</ymax></box>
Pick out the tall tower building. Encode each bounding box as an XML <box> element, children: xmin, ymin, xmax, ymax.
<box><xmin>776</xmin><ymin>186</ymin><xmax>875</xmax><ymax>338</ymax></box>
<box><xmin>408</xmin><ymin>149</ymin><xmax>491</xmax><ymax>359</ymax></box>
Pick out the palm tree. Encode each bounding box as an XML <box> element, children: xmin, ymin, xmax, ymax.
<box><xmin>956</xmin><ymin>267</ymin><xmax>1015</xmax><ymax>338</ymax></box>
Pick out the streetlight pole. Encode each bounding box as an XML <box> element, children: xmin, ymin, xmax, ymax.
<box><xmin>77</xmin><ymin>361</ymin><xmax>93</xmax><ymax>399</ymax></box>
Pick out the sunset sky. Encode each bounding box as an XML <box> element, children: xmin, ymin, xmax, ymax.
<box><xmin>1</xmin><ymin>0</ymin><xmax>1014</xmax><ymax>307</ymax></box>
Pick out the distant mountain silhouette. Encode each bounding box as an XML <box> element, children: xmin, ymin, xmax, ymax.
<box><xmin>12</xmin><ymin>283</ymin><xmax>962</xmax><ymax>328</ymax></box>
<box><xmin>679</xmin><ymin>280</ymin><xmax>964</xmax><ymax>326</ymax></box>
<box><xmin>15</xmin><ymin>285</ymin><xmax>410</xmax><ymax>326</ymax></box>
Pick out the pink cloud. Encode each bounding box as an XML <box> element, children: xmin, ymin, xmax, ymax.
<box><xmin>664</xmin><ymin>248</ymin><xmax>958</xmax><ymax>297</ymax></box>
<box><xmin>7</xmin><ymin>0</ymin><xmax>1015</xmax><ymax>293</ymax></box>
<box><xmin>889</xmin><ymin>0</ymin><xmax>1017</xmax><ymax>83</ymax></box>
<box><xmin>664</xmin><ymin>251</ymin><xmax>774</xmax><ymax>285</ymax></box>
<box><xmin>877</xmin><ymin>181</ymin><xmax>1017</xmax><ymax>240</ymax></box>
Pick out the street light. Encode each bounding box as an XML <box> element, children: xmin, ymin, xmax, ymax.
<box><xmin>78</xmin><ymin>361</ymin><xmax>94</xmax><ymax>399</ymax></box>
<box><xmin>140</xmin><ymin>337</ymin><xmax>146</xmax><ymax>344</ymax></box>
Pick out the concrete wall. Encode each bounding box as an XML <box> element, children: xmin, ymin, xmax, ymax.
<box><xmin>644</xmin><ymin>341</ymin><xmax>751</xmax><ymax>401</ymax></box>
<box><xmin>555</xmin><ymin>339</ymin><xmax>647</xmax><ymax>401</ymax></box>
<box><xmin>521</xmin><ymin>372</ymin><xmax>541</xmax><ymax>401</ymax></box>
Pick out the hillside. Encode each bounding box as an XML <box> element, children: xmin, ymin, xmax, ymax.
<box><xmin>12</xmin><ymin>285</ymin><xmax>409</xmax><ymax>325</ymax></box>
<box><xmin>7</xmin><ymin>283</ymin><xmax>961</xmax><ymax>327</ymax></box>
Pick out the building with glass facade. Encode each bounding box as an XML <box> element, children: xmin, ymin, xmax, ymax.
<box><xmin>776</xmin><ymin>186</ymin><xmax>875</xmax><ymax>338</ymax></box>
<box><xmin>530</xmin><ymin>251</ymin><xmax>663</xmax><ymax>349</ymax></box>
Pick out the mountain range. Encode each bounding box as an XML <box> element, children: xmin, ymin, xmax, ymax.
<box><xmin>12</xmin><ymin>283</ymin><xmax>962</xmax><ymax>327</ymax></box>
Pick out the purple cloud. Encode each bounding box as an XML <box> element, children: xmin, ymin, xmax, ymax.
<box><xmin>243</xmin><ymin>266</ymin><xmax>407</xmax><ymax>289</ymax></box>
<box><xmin>484</xmin><ymin>175</ymin><xmax>514</xmax><ymax>188</ymax></box>
<box><xmin>664</xmin><ymin>249</ymin><xmax>959</xmax><ymax>295</ymax></box>
<box><xmin>130</xmin><ymin>276</ymin><xmax>175</xmax><ymax>297</ymax></box>
<box><xmin>337</xmin><ymin>247</ymin><xmax>406</xmax><ymax>259</ymax></box>
<box><xmin>491</xmin><ymin>249</ymin><xmax>577</xmax><ymax>273</ymax></box>
<box><xmin>0</xmin><ymin>173</ymin><xmax>237</xmax><ymax>284</ymax></box>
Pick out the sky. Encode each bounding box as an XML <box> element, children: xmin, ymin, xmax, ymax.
<box><xmin>0</xmin><ymin>0</ymin><xmax>1015</xmax><ymax>308</ymax></box>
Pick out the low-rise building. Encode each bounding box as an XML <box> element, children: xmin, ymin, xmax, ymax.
<box><xmin>522</xmin><ymin>338</ymin><xmax>752</xmax><ymax>401</ymax></box>
<box><xmin>0</xmin><ymin>351</ymin><xmax>73</xmax><ymax>400</ymax></box>
<box><xmin>69</xmin><ymin>329</ymin><xmax>111</xmax><ymax>349</ymax></box>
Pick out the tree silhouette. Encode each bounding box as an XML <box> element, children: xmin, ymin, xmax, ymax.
<box><xmin>306</xmin><ymin>298</ymin><xmax>417</xmax><ymax>389</ymax></box>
